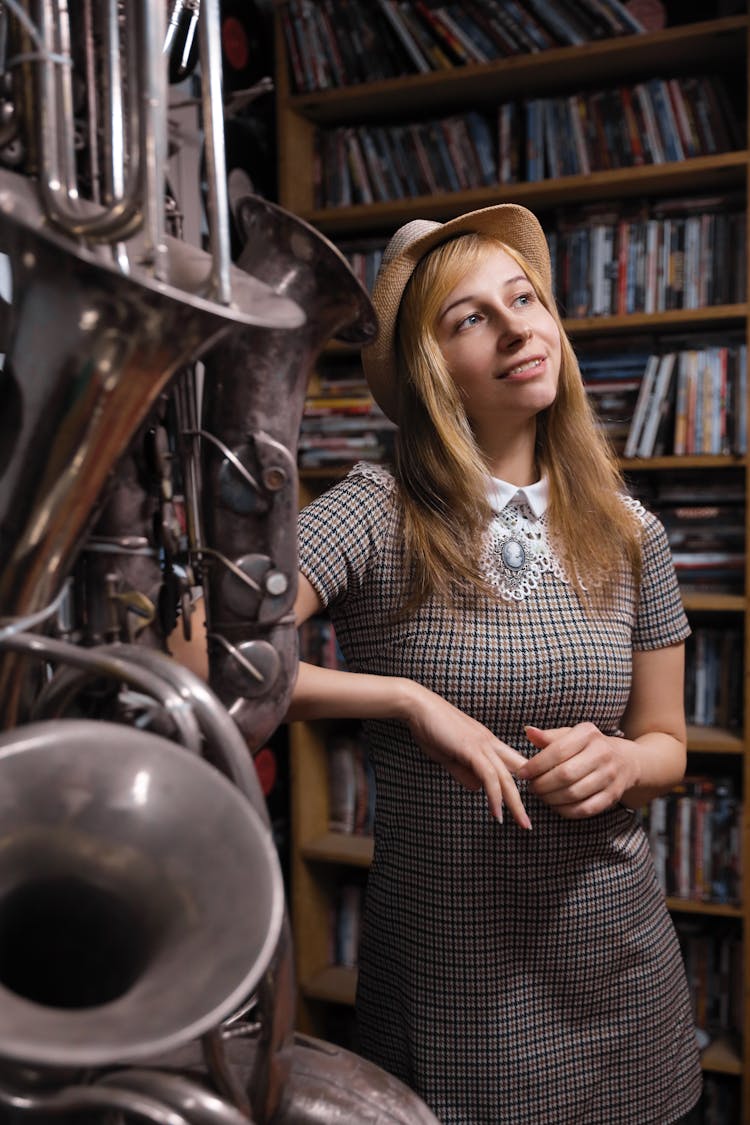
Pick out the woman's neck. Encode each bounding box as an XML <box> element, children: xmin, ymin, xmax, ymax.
<box><xmin>484</xmin><ymin>441</ymin><xmax>539</xmax><ymax>487</ymax></box>
<box><xmin>478</xmin><ymin>419</ymin><xmax>538</xmax><ymax>487</ymax></box>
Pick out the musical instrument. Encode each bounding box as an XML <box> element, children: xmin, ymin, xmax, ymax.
<box><xmin>0</xmin><ymin>2</ymin><xmax>440</xmax><ymax>1122</ymax></box>
<box><xmin>197</xmin><ymin>194</ymin><xmax>376</xmax><ymax>750</ymax></box>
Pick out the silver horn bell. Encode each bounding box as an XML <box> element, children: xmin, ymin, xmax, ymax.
<box><xmin>0</xmin><ymin>718</ymin><xmax>284</xmax><ymax>1073</ymax></box>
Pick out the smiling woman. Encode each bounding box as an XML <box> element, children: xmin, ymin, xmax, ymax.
<box><xmin>390</xmin><ymin>223</ymin><xmax>641</xmax><ymax>610</ymax></box>
<box><xmin>407</xmin><ymin>240</ymin><xmax>562</xmax><ymax>477</ymax></box>
<box><xmin>285</xmin><ymin>202</ymin><xmax>703</xmax><ymax>1125</ymax></box>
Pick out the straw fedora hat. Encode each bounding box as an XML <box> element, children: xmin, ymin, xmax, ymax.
<box><xmin>361</xmin><ymin>203</ymin><xmax>552</xmax><ymax>423</ymax></box>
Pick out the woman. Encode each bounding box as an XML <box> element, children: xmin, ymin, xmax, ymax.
<box><xmin>288</xmin><ymin>203</ymin><xmax>702</xmax><ymax>1123</ymax></box>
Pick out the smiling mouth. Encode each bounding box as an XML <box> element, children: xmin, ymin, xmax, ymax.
<box><xmin>499</xmin><ymin>357</ymin><xmax>544</xmax><ymax>379</ymax></box>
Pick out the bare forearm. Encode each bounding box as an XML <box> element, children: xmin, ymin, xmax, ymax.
<box><xmin>286</xmin><ymin>660</ymin><xmax>416</xmax><ymax>724</ymax></box>
<box><xmin>620</xmin><ymin>731</ymin><xmax>687</xmax><ymax>809</ymax></box>
<box><xmin>285</xmin><ymin>660</ymin><xmax>532</xmax><ymax>828</ymax></box>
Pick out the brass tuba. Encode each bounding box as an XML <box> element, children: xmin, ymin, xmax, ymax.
<box><xmin>0</xmin><ymin>1</ymin><xmax>441</xmax><ymax>1123</ymax></box>
<box><xmin>0</xmin><ymin>0</ymin><xmax>296</xmax><ymax>1118</ymax></box>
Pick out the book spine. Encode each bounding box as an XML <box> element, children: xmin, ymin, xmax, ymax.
<box><xmin>633</xmin><ymin>83</ymin><xmax>666</xmax><ymax>163</ymax></box>
<box><xmin>375</xmin><ymin>0</ymin><xmax>431</xmax><ymax>72</ymax></box>
<box><xmin>525</xmin><ymin>0</ymin><xmax>586</xmax><ymax>45</ymax></box>
<box><xmin>596</xmin><ymin>0</ymin><xmax>645</xmax><ymax>33</ymax></box>
<box><xmin>437</xmin><ymin>5</ymin><xmax>490</xmax><ymax>63</ymax></box>
<box><xmin>462</xmin><ymin>0</ymin><xmax>518</xmax><ymax>55</ymax></box>
<box><xmin>413</xmin><ymin>0</ymin><xmax>473</xmax><ymax>65</ymax></box>
<box><xmin>623</xmin><ymin>353</ymin><xmax>659</xmax><ymax>458</ymax></box>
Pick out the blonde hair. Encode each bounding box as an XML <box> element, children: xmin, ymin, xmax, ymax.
<box><xmin>392</xmin><ymin>232</ymin><xmax>642</xmax><ymax>609</ymax></box>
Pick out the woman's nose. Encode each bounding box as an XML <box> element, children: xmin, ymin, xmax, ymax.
<box><xmin>497</xmin><ymin>315</ymin><xmax>532</xmax><ymax>349</ymax></box>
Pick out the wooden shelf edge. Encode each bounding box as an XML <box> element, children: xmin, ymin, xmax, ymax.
<box><xmin>566</xmin><ymin>301</ymin><xmax>748</xmax><ymax>336</ymax></box>
<box><xmin>700</xmin><ymin>1035</ymin><xmax>743</xmax><ymax>1076</ymax></box>
<box><xmin>686</xmin><ymin>726</ymin><xmax>744</xmax><ymax>755</ymax></box>
<box><xmin>666</xmin><ymin>897</ymin><xmax>742</xmax><ymax>919</ymax></box>
<box><xmin>301</xmin><ymin>965</ymin><xmax>357</xmax><ymax>1006</ymax></box>
<box><xmin>621</xmin><ymin>453</ymin><xmax>746</xmax><ymax>470</ymax></box>
<box><xmin>303</xmin><ymin>154</ymin><xmax>748</xmax><ymax>236</ymax></box>
<box><xmin>680</xmin><ymin>592</ymin><xmax>746</xmax><ymax>613</ymax></box>
<box><xmin>302</xmin><ymin>831</ymin><xmax>374</xmax><ymax>867</ymax></box>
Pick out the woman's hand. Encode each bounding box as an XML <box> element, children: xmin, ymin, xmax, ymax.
<box><xmin>518</xmin><ymin>723</ymin><xmax>640</xmax><ymax>819</ymax></box>
<box><xmin>406</xmin><ymin>686</ymin><xmax>532</xmax><ymax>829</ymax></box>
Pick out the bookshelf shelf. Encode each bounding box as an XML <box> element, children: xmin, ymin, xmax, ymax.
<box><xmin>681</xmin><ymin>593</ymin><xmax>746</xmax><ymax>614</ymax></box>
<box><xmin>622</xmin><ymin>454</ymin><xmax>747</xmax><ymax>470</ymax></box>
<box><xmin>302</xmin><ymin>831</ymin><xmax>374</xmax><ymax>868</ymax></box>
<box><xmin>701</xmin><ymin>1037</ymin><xmax>744</xmax><ymax>1078</ymax></box>
<box><xmin>299</xmin><ymin>466</ymin><xmax>350</xmax><ymax>482</ymax></box>
<box><xmin>303</xmin><ymin>153</ymin><xmax>748</xmax><ymax>238</ymax></box>
<box><xmin>289</xmin><ymin>16</ymin><xmax>746</xmax><ymax>126</ymax></box>
<box><xmin>278</xmin><ymin>4</ymin><xmax>750</xmax><ymax>1114</ymax></box>
<box><xmin>565</xmin><ymin>303</ymin><xmax>748</xmax><ymax>337</ymax></box>
<box><xmin>686</xmin><ymin>726</ymin><xmax>745</xmax><ymax>755</ymax></box>
<box><xmin>667</xmin><ymin>898</ymin><xmax>743</xmax><ymax>919</ymax></box>
<box><xmin>301</xmin><ymin>965</ymin><xmax>358</xmax><ymax>1007</ymax></box>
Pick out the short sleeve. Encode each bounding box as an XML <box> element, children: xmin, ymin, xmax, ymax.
<box><xmin>632</xmin><ymin>508</ymin><xmax>691</xmax><ymax>651</ymax></box>
<box><xmin>298</xmin><ymin>462</ymin><xmax>396</xmax><ymax>609</ymax></box>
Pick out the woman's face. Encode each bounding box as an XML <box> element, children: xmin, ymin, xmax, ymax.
<box><xmin>433</xmin><ymin>245</ymin><xmax>561</xmax><ymax>431</ymax></box>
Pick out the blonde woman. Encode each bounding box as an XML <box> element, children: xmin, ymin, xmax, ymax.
<box><xmin>288</xmin><ymin>204</ymin><xmax>702</xmax><ymax>1124</ymax></box>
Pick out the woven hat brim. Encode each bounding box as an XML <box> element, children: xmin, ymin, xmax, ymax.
<box><xmin>361</xmin><ymin>203</ymin><xmax>552</xmax><ymax>423</ymax></box>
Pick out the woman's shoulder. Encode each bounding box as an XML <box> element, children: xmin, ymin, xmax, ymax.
<box><xmin>619</xmin><ymin>492</ymin><xmax>664</xmax><ymax>537</ymax></box>
<box><xmin>346</xmin><ymin>459</ymin><xmax>397</xmax><ymax>492</ymax></box>
<box><xmin>299</xmin><ymin>460</ymin><xmax>398</xmax><ymax>537</ymax></box>
<box><xmin>298</xmin><ymin>461</ymin><xmax>400</xmax><ymax>603</ymax></box>
<box><xmin>301</xmin><ymin>460</ymin><xmax>397</xmax><ymax>511</ymax></box>
<box><xmin>618</xmin><ymin>492</ymin><xmax>676</xmax><ymax>573</ymax></box>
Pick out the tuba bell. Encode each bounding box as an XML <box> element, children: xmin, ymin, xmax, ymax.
<box><xmin>194</xmin><ymin>193</ymin><xmax>377</xmax><ymax>750</ymax></box>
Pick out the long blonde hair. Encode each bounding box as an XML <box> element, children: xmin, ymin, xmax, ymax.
<box><xmin>392</xmin><ymin>232</ymin><xmax>642</xmax><ymax>609</ymax></box>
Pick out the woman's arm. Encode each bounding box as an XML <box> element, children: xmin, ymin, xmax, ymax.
<box><xmin>289</xmin><ymin>573</ymin><xmax>531</xmax><ymax>828</ymax></box>
<box><xmin>518</xmin><ymin>642</ymin><xmax>687</xmax><ymax>818</ymax></box>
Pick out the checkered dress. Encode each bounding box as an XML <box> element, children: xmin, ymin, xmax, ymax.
<box><xmin>298</xmin><ymin>462</ymin><xmax>702</xmax><ymax>1125</ymax></box>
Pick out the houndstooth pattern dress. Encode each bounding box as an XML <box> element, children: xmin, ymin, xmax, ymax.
<box><xmin>298</xmin><ymin>462</ymin><xmax>703</xmax><ymax>1125</ymax></box>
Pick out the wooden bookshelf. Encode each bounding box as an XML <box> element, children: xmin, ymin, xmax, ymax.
<box><xmin>276</xmin><ymin>4</ymin><xmax>750</xmax><ymax>1116</ymax></box>
<box><xmin>286</xmin><ymin>16</ymin><xmax>746</xmax><ymax>123</ymax></box>
<box><xmin>300</xmin><ymin>155</ymin><xmax>747</xmax><ymax>237</ymax></box>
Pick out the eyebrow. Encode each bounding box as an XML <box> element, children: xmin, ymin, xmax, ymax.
<box><xmin>438</xmin><ymin>275</ymin><xmax>530</xmax><ymax>321</ymax></box>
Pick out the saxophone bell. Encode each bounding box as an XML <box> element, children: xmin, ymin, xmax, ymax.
<box><xmin>196</xmin><ymin>194</ymin><xmax>377</xmax><ymax>750</ymax></box>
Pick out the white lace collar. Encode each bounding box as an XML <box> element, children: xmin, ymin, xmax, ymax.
<box><xmin>481</xmin><ymin>474</ymin><xmax>569</xmax><ymax>602</ymax></box>
<box><xmin>351</xmin><ymin>462</ymin><xmax>645</xmax><ymax>603</ymax></box>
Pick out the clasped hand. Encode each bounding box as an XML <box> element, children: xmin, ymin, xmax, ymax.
<box><xmin>519</xmin><ymin>722</ymin><xmax>640</xmax><ymax>819</ymax></box>
<box><xmin>406</xmin><ymin>686</ymin><xmax>533</xmax><ymax>829</ymax></box>
<box><xmin>405</xmin><ymin>686</ymin><xmax>531</xmax><ymax>829</ymax></box>
<box><xmin>406</xmin><ymin>684</ymin><xmax>637</xmax><ymax>828</ymax></box>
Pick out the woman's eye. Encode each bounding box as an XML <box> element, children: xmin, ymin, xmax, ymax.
<box><xmin>512</xmin><ymin>292</ymin><xmax>533</xmax><ymax>307</ymax></box>
<box><xmin>457</xmin><ymin>312</ymin><xmax>481</xmax><ymax>331</ymax></box>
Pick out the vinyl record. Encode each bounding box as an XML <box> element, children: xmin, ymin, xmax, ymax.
<box><xmin>201</xmin><ymin>112</ymin><xmax>277</xmax><ymax>260</ymax></box>
<box><xmin>220</xmin><ymin>0</ymin><xmax>274</xmax><ymax>91</ymax></box>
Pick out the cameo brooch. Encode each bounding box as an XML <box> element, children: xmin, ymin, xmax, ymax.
<box><xmin>500</xmin><ymin>536</ymin><xmax>526</xmax><ymax>573</ymax></box>
<box><xmin>482</xmin><ymin>500</ymin><xmax>564</xmax><ymax>601</ymax></box>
